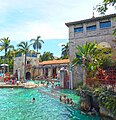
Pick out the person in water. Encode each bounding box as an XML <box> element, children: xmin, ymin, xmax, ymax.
<box><xmin>69</xmin><ymin>98</ymin><xmax>73</xmax><ymax>106</ymax></box>
<box><xmin>63</xmin><ymin>95</ymin><xmax>67</xmax><ymax>103</ymax></box>
<box><xmin>66</xmin><ymin>98</ymin><xmax>70</xmax><ymax>104</ymax></box>
<box><xmin>59</xmin><ymin>95</ymin><xmax>62</xmax><ymax>102</ymax></box>
<box><xmin>10</xmin><ymin>87</ymin><xmax>13</xmax><ymax>90</ymax></box>
<box><xmin>32</xmin><ymin>98</ymin><xmax>35</xmax><ymax>102</ymax></box>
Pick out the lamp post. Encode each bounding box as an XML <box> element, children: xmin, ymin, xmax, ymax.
<box><xmin>69</xmin><ymin>63</ymin><xmax>73</xmax><ymax>89</ymax></box>
<box><xmin>82</xmin><ymin>57</ymin><xmax>86</xmax><ymax>86</ymax></box>
<box><xmin>2</xmin><ymin>53</ymin><xmax>6</xmax><ymax>79</ymax></box>
<box><xmin>3</xmin><ymin>57</ymin><xmax>5</xmax><ymax>79</ymax></box>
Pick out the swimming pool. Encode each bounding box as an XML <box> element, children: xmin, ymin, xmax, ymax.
<box><xmin>0</xmin><ymin>88</ymin><xmax>100</xmax><ymax>120</ymax></box>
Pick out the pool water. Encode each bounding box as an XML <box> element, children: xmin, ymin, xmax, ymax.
<box><xmin>39</xmin><ymin>87</ymin><xmax>80</xmax><ymax>104</ymax></box>
<box><xmin>58</xmin><ymin>89</ymin><xmax>80</xmax><ymax>104</ymax></box>
<box><xmin>0</xmin><ymin>88</ymin><xmax>100</xmax><ymax>120</ymax></box>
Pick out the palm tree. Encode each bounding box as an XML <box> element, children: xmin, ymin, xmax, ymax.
<box><xmin>61</xmin><ymin>43</ymin><xmax>69</xmax><ymax>59</ymax></box>
<box><xmin>72</xmin><ymin>42</ymin><xmax>100</xmax><ymax>85</ymax></box>
<box><xmin>17</xmin><ymin>41</ymin><xmax>32</xmax><ymax>80</ymax></box>
<box><xmin>6</xmin><ymin>49</ymin><xmax>18</xmax><ymax>72</ymax></box>
<box><xmin>30</xmin><ymin>36</ymin><xmax>44</xmax><ymax>53</ymax></box>
<box><xmin>39</xmin><ymin>51</ymin><xmax>54</xmax><ymax>61</ymax></box>
<box><xmin>0</xmin><ymin>37</ymin><xmax>14</xmax><ymax>72</ymax></box>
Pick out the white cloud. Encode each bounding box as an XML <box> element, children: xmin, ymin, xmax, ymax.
<box><xmin>0</xmin><ymin>0</ymin><xmax>115</xmax><ymax>41</ymax></box>
<box><xmin>24</xmin><ymin>21</ymin><xmax>68</xmax><ymax>39</ymax></box>
<box><xmin>0</xmin><ymin>21</ymin><xmax>68</xmax><ymax>41</ymax></box>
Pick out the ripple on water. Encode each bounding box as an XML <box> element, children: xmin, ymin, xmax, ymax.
<box><xmin>0</xmin><ymin>88</ymin><xmax>100</xmax><ymax>120</ymax></box>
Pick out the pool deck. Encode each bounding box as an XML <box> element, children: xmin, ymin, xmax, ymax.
<box><xmin>0</xmin><ymin>84</ymin><xmax>24</xmax><ymax>88</ymax></box>
<box><xmin>0</xmin><ymin>82</ymin><xmax>44</xmax><ymax>88</ymax></box>
<box><xmin>35</xmin><ymin>78</ymin><xmax>60</xmax><ymax>82</ymax></box>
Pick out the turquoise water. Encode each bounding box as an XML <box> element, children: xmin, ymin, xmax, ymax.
<box><xmin>39</xmin><ymin>87</ymin><xmax>80</xmax><ymax>104</ymax></box>
<box><xmin>58</xmin><ymin>89</ymin><xmax>80</xmax><ymax>104</ymax></box>
<box><xmin>0</xmin><ymin>88</ymin><xmax>100</xmax><ymax>120</ymax></box>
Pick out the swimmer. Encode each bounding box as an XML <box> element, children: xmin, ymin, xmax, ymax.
<box><xmin>10</xmin><ymin>87</ymin><xmax>13</xmax><ymax>90</ymax></box>
<box><xmin>59</xmin><ymin>95</ymin><xmax>62</xmax><ymax>102</ymax></box>
<box><xmin>63</xmin><ymin>95</ymin><xmax>67</xmax><ymax>103</ymax></box>
<box><xmin>32</xmin><ymin>98</ymin><xmax>35</xmax><ymax>102</ymax></box>
<box><xmin>69</xmin><ymin>98</ymin><xmax>73</xmax><ymax>106</ymax></box>
<box><xmin>66</xmin><ymin>98</ymin><xmax>70</xmax><ymax>104</ymax></box>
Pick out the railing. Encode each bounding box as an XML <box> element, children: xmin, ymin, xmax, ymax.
<box><xmin>86</xmin><ymin>78</ymin><xmax>116</xmax><ymax>91</ymax></box>
<box><xmin>87</xmin><ymin>66</ymin><xmax>116</xmax><ymax>88</ymax></box>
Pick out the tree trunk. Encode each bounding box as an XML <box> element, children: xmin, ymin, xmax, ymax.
<box><xmin>37</xmin><ymin>48</ymin><xmax>38</xmax><ymax>53</ymax></box>
<box><xmin>24</xmin><ymin>54</ymin><xmax>26</xmax><ymax>81</ymax></box>
<box><xmin>4</xmin><ymin>49</ymin><xmax>7</xmax><ymax>73</ymax></box>
<box><xmin>83</xmin><ymin>67</ymin><xmax>87</xmax><ymax>86</ymax></box>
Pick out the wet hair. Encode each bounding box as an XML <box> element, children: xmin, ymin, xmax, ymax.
<box><xmin>67</xmin><ymin>98</ymin><xmax>70</xmax><ymax>104</ymax></box>
<box><xmin>60</xmin><ymin>96</ymin><xmax>62</xmax><ymax>101</ymax></box>
<box><xmin>33</xmin><ymin>98</ymin><xmax>35</xmax><ymax>100</ymax></box>
<box><xmin>69</xmin><ymin>98</ymin><xmax>73</xmax><ymax>104</ymax></box>
<box><xmin>64</xmin><ymin>95</ymin><xmax>66</xmax><ymax>98</ymax></box>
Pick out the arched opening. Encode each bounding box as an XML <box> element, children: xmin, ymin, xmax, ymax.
<box><xmin>52</xmin><ymin>67</ymin><xmax>57</xmax><ymax>78</ymax></box>
<box><xmin>26</xmin><ymin>72</ymin><xmax>31</xmax><ymax>80</ymax></box>
<box><xmin>45</xmin><ymin>68</ymin><xmax>48</xmax><ymax>77</ymax></box>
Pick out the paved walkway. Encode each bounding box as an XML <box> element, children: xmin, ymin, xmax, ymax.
<box><xmin>0</xmin><ymin>82</ymin><xmax>44</xmax><ymax>88</ymax></box>
<box><xmin>0</xmin><ymin>82</ymin><xmax>24</xmax><ymax>88</ymax></box>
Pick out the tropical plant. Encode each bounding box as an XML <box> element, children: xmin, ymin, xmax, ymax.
<box><xmin>6</xmin><ymin>48</ymin><xmax>19</xmax><ymax>72</ymax></box>
<box><xmin>30</xmin><ymin>50</ymin><xmax>37</xmax><ymax>54</ymax></box>
<box><xmin>17</xmin><ymin>41</ymin><xmax>32</xmax><ymax>80</ymax></box>
<box><xmin>39</xmin><ymin>51</ymin><xmax>54</xmax><ymax>61</ymax></box>
<box><xmin>61</xmin><ymin>43</ymin><xmax>69</xmax><ymax>59</ymax></box>
<box><xmin>72</xmin><ymin>42</ymin><xmax>99</xmax><ymax>67</ymax></box>
<box><xmin>30</xmin><ymin>36</ymin><xmax>44</xmax><ymax>53</ymax></box>
<box><xmin>0</xmin><ymin>56</ymin><xmax>4</xmax><ymax>64</ymax></box>
<box><xmin>93</xmin><ymin>87</ymin><xmax>116</xmax><ymax>116</ymax></box>
<box><xmin>72</xmin><ymin>42</ymin><xmax>101</xmax><ymax>85</ymax></box>
<box><xmin>97</xmin><ymin>0</ymin><xmax>116</xmax><ymax>15</ymax></box>
<box><xmin>96</xmin><ymin>46</ymin><xmax>116</xmax><ymax>68</ymax></box>
<box><xmin>0</xmin><ymin>37</ymin><xmax>14</xmax><ymax>72</ymax></box>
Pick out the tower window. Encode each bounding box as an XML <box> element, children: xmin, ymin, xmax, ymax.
<box><xmin>100</xmin><ymin>21</ymin><xmax>111</xmax><ymax>28</ymax></box>
<box><xmin>87</xmin><ymin>25</ymin><xmax>96</xmax><ymax>31</ymax></box>
<box><xmin>74</xmin><ymin>27</ymin><xmax>83</xmax><ymax>32</ymax></box>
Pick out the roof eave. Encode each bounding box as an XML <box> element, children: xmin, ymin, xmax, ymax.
<box><xmin>65</xmin><ymin>13</ymin><xmax>116</xmax><ymax>27</ymax></box>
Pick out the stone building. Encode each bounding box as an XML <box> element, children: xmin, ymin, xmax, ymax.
<box><xmin>14</xmin><ymin>53</ymin><xmax>39</xmax><ymax>80</ymax></box>
<box><xmin>14</xmin><ymin>52</ymin><xmax>69</xmax><ymax>81</ymax></box>
<box><xmin>65</xmin><ymin>14</ymin><xmax>116</xmax><ymax>88</ymax></box>
<box><xmin>38</xmin><ymin>59</ymin><xmax>69</xmax><ymax>79</ymax></box>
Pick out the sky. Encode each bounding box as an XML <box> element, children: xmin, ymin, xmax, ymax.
<box><xmin>0</xmin><ymin>0</ymin><xmax>115</xmax><ymax>57</ymax></box>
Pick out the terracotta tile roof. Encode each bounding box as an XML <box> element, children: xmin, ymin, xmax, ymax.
<box><xmin>39</xmin><ymin>59</ymin><xmax>70</xmax><ymax>65</ymax></box>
